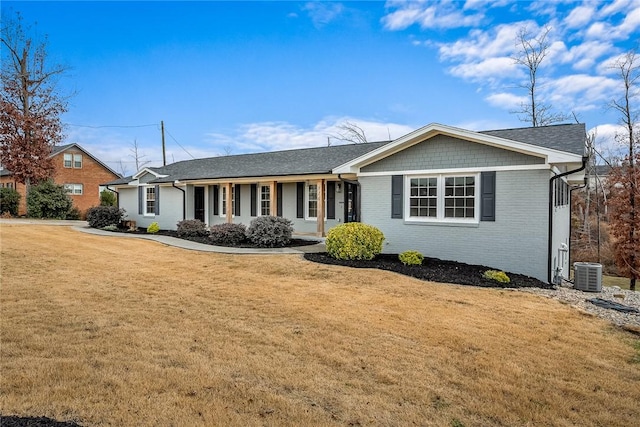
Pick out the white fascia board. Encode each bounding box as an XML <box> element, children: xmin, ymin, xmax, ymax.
<box><xmin>333</xmin><ymin>122</ymin><xmax>584</xmax><ymax>174</ymax></box>
<box><xmin>132</xmin><ymin>168</ymin><xmax>168</xmax><ymax>180</ymax></box>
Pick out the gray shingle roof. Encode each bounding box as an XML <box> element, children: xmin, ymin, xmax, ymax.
<box><xmin>480</xmin><ymin>123</ymin><xmax>586</xmax><ymax>156</ymax></box>
<box><xmin>145</xmin><ymin>142</ymin><xmax>390</xmax><ymax>184</ymax></box>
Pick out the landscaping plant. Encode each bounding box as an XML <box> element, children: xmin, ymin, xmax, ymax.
<box><xmin>483</xmin><ymin>270</ymin><xmax>511</xmax><ymax>284</ymax></box>
<box><xmin>246</xmin><ymin>216</ymin><xmax>293</xmax><ymax>247</ymax></box>
<box><xmin>399</xmin><ymin>250</ymin><xmax>424</xmax><ymax>266</ymax></box>
<box><xmin>210</xmin><ymin>223</ymin><xmax>247</xmax><ymax>245</ymax></box>
<box><xmin>147</xmin><ymin>222</ymin><xmax>160</xmax><ymax>234</ymax></box>
<box><xmin>86</xmin><ymin>206</ymin><xmax>126</xmax><ymax>229</ymax></box>
<box><xmin>100</xmin><ymin>189</ymin><xmax>117</xmax><ymax>207</ymax></box>
<box><xmin>326</xmin><ymin>222</ymin><xmax>384</xmax><ymax>261</ymax></box>
<box><xmin>26</xmin><ymin>180</ymin><xmax>73</xmax><ymax>219</ymax></box>
<box><xmin>176</xmin><ymin>219</ymin><xmax>208</xmax><ymax>237</ymax></box>
<box><xmin>0</xmin><ymin>187</ymin><xmax>20</xmax><ymax>216</ymax></box>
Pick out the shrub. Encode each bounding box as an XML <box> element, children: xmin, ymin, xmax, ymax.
<box><xmin>399</xmin><ymin>250</ymin><xmax>424</xmax><ymax>266</ymax></box>
<box><xmin>176</xmin><ymin>219</ymin><xmax>208</xmax><ymax>237</ymax></box>
<box><xmin>326</xmin><ymin>222</ymin><xmax>384</xmax><ymax>261</ymax></box>
<box><xmin>483</xmin><ymin>270</ymin><xmax>510</xmax><ymax>284</ymax></box>
<box><xmin>102</xmin><ymin>224</ymin><xmax>119</xmax><ymax>231</ymax></box>
<box><xmin>66</xmin><ymin>207</ymin><xmax>82</xmax><ymax>220</ymax></box>
<box><xmin>210</xmin><ymin>223</ymin><xmax>247</xmax><ymax>245</ymax></box>
<box><xmin>86</xmin><ymin>206</ymin><xmax>126</xmax><ymax>228</ymax></box>
<box><xmin>246</xmin><ymin>216</ymin><xmax>293</xmax><ymax>247</ymax></box>
<box><xmin>26</xmin><ymin>180</ymin><xmax>73</xmax><ymax>219</ymax></box>
<box><xmin>100</xmin><ymin>190</ymin><xmax>117</xmax><ymax>207</ymax></box>
<box><xmin>0</xmin><ymin>187</ymin><xmax>21</xmax><ymax>216</ymax></box>
<box><xmin>147</xmin><ymin>222</ymin><xmax>160</xmax><ymax>234</ymax></box>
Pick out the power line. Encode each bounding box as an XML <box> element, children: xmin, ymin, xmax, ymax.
<box><xmin>65</xmin><ymin>123</ymin><xmax>158</xmax><ymax>129</ymax></box>
<box><xmin>164</xmin><ymin>127</ymin><xmax>196</xmax><ymax>159</ymax></box>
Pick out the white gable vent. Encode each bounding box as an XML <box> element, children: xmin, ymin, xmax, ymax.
<box><xmin>574</xmin><ymin>262</ymin><xmax>602</xmax><ymax>292</ymax></box>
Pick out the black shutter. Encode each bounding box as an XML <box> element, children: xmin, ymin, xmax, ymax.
<box><xmin>213</xmin><ymin>185</ymin><xmax>219</xmax><ymax>216</ymax></box>
<box><xmin>391</xmin><ymin>175</ymin><xmax>403</xmax><ymax>219</ymax></box>
<box><xmin>235</xmin><ymin>184</ymin><xmax>241</xmax><ymax>216</ymax></box>
<box><xmin>327</xmin><ymin>181</ymin><xmax>336</xmax><ymax>219</ymax></box>
<box><xmin>481</xmin><ymin>171</ymin><xmax>496</xmax><ymax>221</ymax></box>
<box><xmin>296</xmin><ymin>182</ymin><xmax>304</xmax><ymax>218</ymax></box>
<box><xmin>138</xmin><ymin>186</ymin><xmax>143</xmax><ymax>215</ymax></box>
<box><xmin>250</xmin><ymin>184</ymin><xmax>257</xmax><ymax>217</ymax></box>
<box><xmin>277</xmin><ymin>183</ymin><xmax>283</xmax><ymax>216</ymax></box>
<box><xmin>154</xmin><ymin>185</ymin><xmax>160</xmax><ymax>215</ymax></box>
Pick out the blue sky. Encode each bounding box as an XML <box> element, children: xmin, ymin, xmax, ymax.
<box><xmin>3</xmin><ymin>1</ymin><xmax>639</xmax><ymax>175</ymax></box>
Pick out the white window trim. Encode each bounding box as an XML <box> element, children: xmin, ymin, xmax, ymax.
<box><xmin>305</xmin><ymin>182</ymin><xmax>329</xmax><ymax>221</ymax></box>
<box><xmin>219</xmin><ymin>185</ymin><xmax>235</xmax><ymax>218</ymax></box>
<box><xmin>64</xmin><ymin>183</ymin><xmax>83</xmax><ymax>195</ymax></box>
<box><xmin>73</xmin><ymin>154</ymin><xmax>83</xmax><ymax>168</ymax></box>
<box><xmin>259</xmin><ymin>184</ymin><xmax>271</xmax><ymax>216</ymax></box>
<box><xmin>405</xmin><ymin>173</ymin><xmax>480</xmax><ymax>224</ymax></box>
<box><xmin>63</xmin><ymin>153</ymin><xmax>72</xmax><ymax>168</ymax></box>
<box><xmin>144</xmin><ymin>186</ymin><xmax>156</xmax><ymax>216</ymax></box>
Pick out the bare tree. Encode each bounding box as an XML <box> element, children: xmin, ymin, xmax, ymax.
<box><xmin>330</xmin><ymin>121</ymin><xmax>368</xmax><ymax>144</ymax></box>
<box><xmin>511</xmin><ymin>26</ymin><xmax>569</xmax><ymax>127</ymax></box>
<box><xmin>607</xmin><ymin>50</ymin><xmax>639</xmax><ymax>291</ymax></box>
<box><xmin>129</xmin><ymin>139</ymin><xmax>151</xmax><ymax>171</ymax></box>
<box><xmin>0</xmin><ymin>11</ymin><xmax>70</xmax><ymax>188</ymax></box>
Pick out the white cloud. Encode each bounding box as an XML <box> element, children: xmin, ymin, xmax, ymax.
<box><xmin>565</xmin><ymin>5</ymin><xmax>596</xmax><ymax>29</ymax></box>
<box><xmin>591</xmin><ymin>123</ymin><xmax>630</xmax><ymax>159</ymax></box>
<box><xmin>449</xmin><ymin>57</ymin><xmax>520</xmax><ymax>83</ymax></box>
<box><xmin>438</xmin><ymin>22</ymin><xmax>534</xmax><ymax>61</ymax></box>
<box><xmin>485</xmin><ymin>92</ymin><xmax>527</xmax><ymax>110</ymax></box>
<box><xmin>303</xmin><ymin>2</ymin><xmax>345</xmax><ymax>28</ymax></box>
<box><xmin>382</xmin><ymin>1</ymin><xmax>485</xmax><ymax>30</ymax></box>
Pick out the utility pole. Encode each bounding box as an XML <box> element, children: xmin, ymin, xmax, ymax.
<box><xmin>161</xmin><ymin>120</ymin><xmax>166</xmax><ymax>166</ymax></box>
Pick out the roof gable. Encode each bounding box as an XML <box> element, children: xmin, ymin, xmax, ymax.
<box><xmin>51</xmin><ymin>143</ymin><xmax>121</xmax><ymax>177</ymax></box>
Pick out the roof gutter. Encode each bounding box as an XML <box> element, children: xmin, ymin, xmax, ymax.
<box><xmin>172</xmin><ymin>181</ymin><xmax>186</xmax><ymax>220</ymax></box>
<box><xmin>548</xmin><ymin>156</ymin><xmax>587</xmax><ymax>284</ymax></box>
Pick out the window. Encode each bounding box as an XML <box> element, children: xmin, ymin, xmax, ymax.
<box><xmin>63</xmin><ymin>153</ymin><xmax>72</xmax><ymax>168</ymax></box>
<box><xmin>260</xmin><ymin>185</ymin><xmax>270</xmax><ymax>216</ymax></box>
<box><xmin>73</xmin><ymin>154</ymin><xmax>83</xmax><ymax>168</ymax></box>
<box><xmin>64</xmin><ymin>183</ymin><xmax>83</xmax><ymax>195</ymax></box>
<box><xmin>145</xmin><ymin>186</ymin><xmax>156</xmax><ymax>215</ymax></box>
<box><xmin>307</xmin><ymin>184</ymin><xmax>318</xmax><ymax>219</ymax></box>
<box><xmin>554</xmin><ymin>179</ymin><xmax>569</xmax><ymax>207</ymax></box>
<box><xmin>63</xmin><ymin>153</ymin><xmax>82</xmax><ymax>168</ymax></box>
<box><xmin>407</xmin><ymin>174</ymin><xmax>478</xmax><ymax>222</ymax></box>
<box><xmin>221</xmin><ymin>185</ymin><xmax>235</xmax><ymax>216</ymax></box>
<box><xmin>6</xmin><ymin>182</ymin><xmax>12</xmax><ymax>189</ymax></box>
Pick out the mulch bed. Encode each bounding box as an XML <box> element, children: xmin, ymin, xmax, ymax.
<box><xmin>0</xmin><ymin>416</ymin><xmax>83</xmax><ymax>427</ymax></box>
<box><xmin>304</xmin><ymin>253</ymin><xmax>552</xmax><ymax>289</ymax></box>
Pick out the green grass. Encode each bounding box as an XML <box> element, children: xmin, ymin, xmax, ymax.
<box><xmin>603</xmin><ymin>275</ymin><xmax>633</xmax><ymax>290</ymax></box>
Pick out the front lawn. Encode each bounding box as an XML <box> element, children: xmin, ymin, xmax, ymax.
<box><xmin>1</xmin><ymin>224</ymin><xmax>639</xmax><ymax>427</ymax></box>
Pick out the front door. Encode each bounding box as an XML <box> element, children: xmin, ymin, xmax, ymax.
<box><xmin>194</xmin><ymin>187</ymin><xmax>205</xmax><ymax>222</ymax></box>
<box><xmin>344</xmin><ymin>183</ymin><xmax>359</xmax><ymax>222</ymax></box>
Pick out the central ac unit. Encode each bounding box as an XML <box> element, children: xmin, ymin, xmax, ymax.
<box><xmin>574</xmin><ymin>262</ymin><xmax>602</xmax><ymax>292</ymax></box>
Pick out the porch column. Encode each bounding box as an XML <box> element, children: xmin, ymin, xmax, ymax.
<box><xmin>269</xmin><ymin>181</ymin><xmax>277</xmax><ymax>216</ymax></box>
<box><xmin>225</xmin><ymin>182</ymin><xmax>233</xmax><ymax>224</ymax></box>
<box><xmin>316</xmin><ymin>179</ymin><xmax>325</xmax><ymax>237</ymax></box>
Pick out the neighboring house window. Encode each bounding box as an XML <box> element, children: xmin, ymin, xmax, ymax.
<box><xmin>63</xmin><ymin>153</ymin><xmax>82</xmax><ymax>168</ymax></box>
<box><xmin>63</xmin><ymin>153</ymin><xmax>72</xmax><ymax>168</ymax></box>
<box><xmin>6</xmin><ymin>182</ymin><xmax>12</xmax><ymax>189</ymax></box>
<box><xmin>73</xmin><ymin>154</ymin><xmax>83</xmax><ymax>168</ymax></box>
<box><xmin>260</xmin><ymin>185</ymin><xmax>270</xmax><ymax>216</ymax></box>
<box><xmin>64</xmin><ymin>183</ymin><xmax>83</xmax><ymax>195</ymax></box>
<box><xmin>221</xmin><ymin>185</ymin><xmax>235</xmax><ymax>216</ymax></box>
<box><xmin>407</xmin><ymin>174</ymin><xmax>478</xmax><ymax>222</ymax></box>
<box><xmin>307</xmin><ymin>184</ymin><xmax>318</xmax><ymax>219</ymax></box>
<box><xmin>145</xmin><ymin>186</ymin><xmax>156</xmax><ymax>215</ymax></box>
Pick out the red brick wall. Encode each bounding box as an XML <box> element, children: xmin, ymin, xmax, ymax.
<box><xmin>1</xmin><ymin>148</ymin><xmax>119</xmax><ymax>217</ymax></box>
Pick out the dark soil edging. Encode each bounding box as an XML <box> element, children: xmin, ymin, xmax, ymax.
<box><xmin>0</xmin><ymin>415</ymin><xmax>83</xmax><ymax>427</ymax></box>
<box><xmin>304</xmin><ymin>253</ymin><xmax>552</xmax><ymax>289</ymax></box>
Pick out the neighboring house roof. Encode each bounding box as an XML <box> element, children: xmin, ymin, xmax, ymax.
<box><xmin>1</xmin><ymin>143</ymin><xmax>121</xmax><ymax>178</ymax></box>
<box><xmin>594</xmin><ymin>164</ymin><xmax>612</xmax><ymax>176</ymax></box>
<box><xmin>140</xmin><ymin>141</ymin><xmax>390</xmax><ymax>184</ymax></box>
<box><xmin>480</xmin><ymin>123</ymin><xmax>586</xmax><ymax>156</ymax></box>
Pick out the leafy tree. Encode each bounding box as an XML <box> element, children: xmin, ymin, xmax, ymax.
<box><xmin>100</xmin><ymin>189</ymin><xmax>117</xmax><ymax>206</ymax></box>
<box><xmin>0</xmin><ymin>11</ymin><xmax>69</xmax><ymax>186</ymax></box>
<box><xmin>26</xmin><ymin>180</ymin><xmax>72</xmax><ymax>219</ymax></box>
<box><xmin>0</xmin><ymin>187</ymin><xmax>20</xmax><ymax>215</ymax></box>
<box><xmin>511</xmin><ymin>26</ymin><xmax>568</xmax><ymax>127</ymax></box>
<box><xmin>607</xmin><ymin>50</ymin><xmax>639</xmax><ymax>291</ymax></box>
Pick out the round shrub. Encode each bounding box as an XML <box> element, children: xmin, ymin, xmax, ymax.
<box><xmin>0</xmin><ymin>187</ymin><xmax>21</xmax><ymax>216</ymax></box>
<box><xmin>176</xmin><ymin>219</ymin><xmax>208</xmax><ymax>237</ymax></box>
<box><xmin>147</xmin><ymin>222</ymin><xmax>160</xmax><ymax>234</ymax></box>
<box><xmin>399</xmin><ymin>250</ymin><xmax>424</xmax><ymax>266</ymax></box>
<box><xmin>26</xmin><ymin>180</ymin><xmax>73</xmax><ymax>219</ymax></box>
<box><xmin>483</xmin><ymin>270</ymin><xmax>510</xmax><ymax>284</ymax></box>
<box><xmin>86</xmin><ymin>206</ymin><xmax>126</xmax><ymax>228</ymax></box>
<box><xmin>326</xmin><ymin>222</ymin><xmax>384</xmax><ymax>261</ymax></box>
<box><xmin>210</xmin><ymin>223</ymin><xmax>247</xmax><ymax>245</ymax></box>
<box><xmin>246</xmin><ymin>216</ymin><xmax>293</xmax><ymax>248</ymax></box>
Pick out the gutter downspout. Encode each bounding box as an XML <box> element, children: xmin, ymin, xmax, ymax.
<box><xmin>172</xmin><ymin>181</ymin><xmax>186</xmax><ymax>220</ymax></box>
<box><xmin>106</xmin><ymin>185</ymin><xmax>119</xmax><ymax>208</ymax></box>
<box><xmin>338</xmin><ymin>174</ymin><xmax>361</xmax><ymax>222</ymax></box>
<box><xmin>548</xmin><ymin>156</ymin><xmax>588</xmax><ymax>284</ymax></box>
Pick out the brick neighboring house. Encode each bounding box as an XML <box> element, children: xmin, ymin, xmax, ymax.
<box><xmin>0</xmin><ymin>143</ymin><xmax>121</xmax><ymax>217</ymax></box>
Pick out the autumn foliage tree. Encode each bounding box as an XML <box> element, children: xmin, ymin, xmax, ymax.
<box><xmin>0</xmin><ymin>11</ymin><xmax>69</xmax><ymax>186</ymax></box>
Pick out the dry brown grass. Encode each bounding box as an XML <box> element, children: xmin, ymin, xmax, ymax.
<box><xmin>1</xmin><ymin>224</ymin><xmax>639</xmax><ymax>427</ymax></box>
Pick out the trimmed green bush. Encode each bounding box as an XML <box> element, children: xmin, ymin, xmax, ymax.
<box><xmin>326</xmin><ymin>222</ymin><xmax>384</xmax><ymax>261</ymax></box>
<box><xmin>0</xmin><ymin>187</ymin><xmax>21</xmax><ymax>216</ymax></box>
<box><xmin>100</xmin><ymin>190</ymin><xmax>117</xmax><ymax>207</ymax></box>
<box><xmin>86</xmin><ymin>206</ymin><xmax>126</xmax><ymax>228</ymax></box>
<box><xmin>147</xmin><ymin>222</ymin><xmax>160</xmax><ymax>234</ymax></box>
<box><xmin>66</xmin><ymin>207</ymin><xmax>82</xmax><ymax>220</ymax></box>
<box><xmin>399</xmin><ymin>250</ymin><xmax>424</xmax><ymax>266</ymax></box>
<box><xmin>210</xmin><ymin>223</ymin><xmax>246</xmax><ymax>245</ymax></box>
<box><xmin>102</xmin><ymin>224</ymin><xmax>119</xmax><ymax>231</ymax></box>
<box><xmin>246</xmin><ymin>216</ymin><xmax>293</xmax><ymax>248</ymax></box>
<box><xmin>26</xmin><ymin>180</ymin><xmax>73</xmax><ymax>219</ymax></box>
<box><xmin>483</xmin><ymin>270</ymin><xmax>511</xmax><ymax>284</ymax></box>
<box><xmin>176</xmin><ymin>219</ymin><xmax>208</xmax><ymax>237</ymax></box>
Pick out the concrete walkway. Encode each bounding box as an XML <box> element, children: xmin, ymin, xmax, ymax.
<box><xmin>0</xmin><ymin>218</ymin><xmax>325</xmax><ymax>254</ymax></box>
